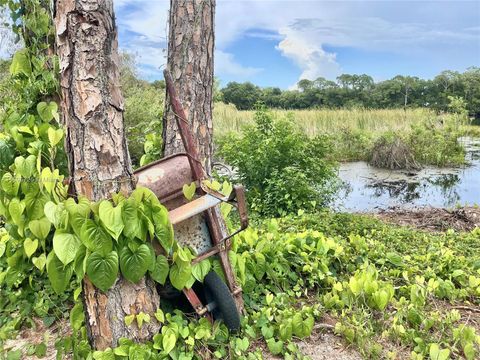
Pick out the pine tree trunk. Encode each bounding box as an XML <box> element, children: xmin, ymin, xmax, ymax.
<box><xmin>54</xmin><ymin>0</ymin><xmax>160</xmax><ymax>350</ymax></box>
<box><xmin>163</xmin><ymin>0</ymin><xmax>215</xmax><ymax>172</ymax></box>
<box><xmin>163</xmin><ymin>0</ymin><xmax>244</xmax><ymax>312</ymax></box>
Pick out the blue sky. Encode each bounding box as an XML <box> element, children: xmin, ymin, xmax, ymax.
<box><xmin>115</xmin><ymin>0</ymin><xmax>479</xmax><ymax>88</ymax></box>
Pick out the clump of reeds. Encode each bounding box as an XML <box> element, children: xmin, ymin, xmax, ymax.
<box><xmin>369</xmin><ymin>135</ymin><xmax>420</xmax><ymax>170</ymax></box>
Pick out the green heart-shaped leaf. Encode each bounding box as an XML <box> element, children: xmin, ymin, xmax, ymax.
<box><xmin>53</xmin><ymin>230</ymin><xmax>82</xmax><ymax>265</ymax></box>
<box><xmin>10</xmin><ymin>49</ymin><xmax>31</xmax><ymax>76</ymax></box>
<box><xmin>70</xmin><ymin>213</ymin><xmax>86</xmax><ymax>238</ymax></box>
<box><xmin>429</xmin><ymin>343</ymin><xmax>450</xmax><ymax>360</ymax></box>
<box><xmin>24</xmin><ymin>192</ymin><xmax>49</xmax><ymax>221</ymax></box>
<box><xmin>162</xmin><ymin>328</ymin><xmax>177</xmax><ymax>354</ymax></box>
<box><xmin>14</xmin><ymin>155</ymin><xmax>36</xmax><ymax>178</ymax></box>
<box><xmin>80</xmin><ymin>219</ymin><xmax>113</xmax><ymax>254</ymax></box>
<box><xmin>64</xmin><ymin>196</ymin><xmax>91</xmax><ymax>218</ymax></box>
<box><xmin>86</xmin><ymin>251</ymin><xmax>119</xmax><ymax>292</ymax></box>
<box><xmin>122</xmin><ymin>197</ymin><xmax>141</xmax><ymax>239</ymax></box>
<box><xmin>119</xmin><ymin>244</ymin><xmax>151</xmax><ymax>283</ymax></box>
<box><xmin>192</xmin><ymin>259</ymin><xmax>211</xmax><ymax>282</ymax></box>
<box><xmin>154</xmin><ymin>220</ymin><xmax>174</xmax><ymax>254</ymax></box>
<box><xmin>169</xmin><ymin>263</ymin><xmax>192</xmax><ymax>290</ymax></box>
<box><xmin>44</xmin><ymin>201</ymin><xmax>68</xmax><ymax>229</ymax></box>
<box><xmin>8</xmin><ymin>198</ymin><xmax>25</xmax><ymax>226</ymax></box>
<box><xmin>29</xmin><ymin>217</ymin><xmax>51</xmax><ymax>240</ymax></box>
<box><xmin>47</xmin><ymin>127</ymin><xmax>63</xmax><ymax>147</ymax></box>
<box><xmin>0</xmin><ymin>139</ymin><xmax>15</xmax><ymax>169</ymax></box>
<box><xmin>37</xmin><ymin>102</ymin><xmax>58</xmax><ymax>123</ymax></box>
<box><xmin>46</xmin><ymin>251</ymin><xmax>73</xmax><ymax>294</ymax></box>
<box><xmin>372</xmin><ymin>289</ymin><xmax>390</xmax><ymax>310</ymax></box>
<box><xmin>24</xmin><ymin>238</ymin><xmax>38</xmax><ymax>258</ymax></box>
<box><xmin>32</xmin><ymin>253</ymin><xmax>46</xmax><ymax>271</ymax></box>
<box><xmin>149</xmin><ymin>255</ymin><xmax>169</xmax><ymax>285</ymax></box>
<box><xmin>1</xmin><ymin>172</ymin><xmax>20</xmax><ymax>196</ymax></box>
<box><xmin>70</xmin><ymin>303</ymin><xmax>85</xmax><ymax>331</ymax></box>
<box><xmin>182</xmin><ymin>182</ymin><xmax>196</xmax><ymax>201</ymax></box>
<box><xmin>99</xmin><ymin>200</ymin><xmax>124</xmax><ymax>240</ymax></box>
<box><xmin>41</xmin><ymin>167</ymin><xmax>58</xmax><ymax>194</ymax></box>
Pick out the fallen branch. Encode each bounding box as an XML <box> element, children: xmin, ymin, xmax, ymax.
<box><xmin>453</xmin><ymin>305</ymin><xmax>480</xmax><ymax>314</ymax></box>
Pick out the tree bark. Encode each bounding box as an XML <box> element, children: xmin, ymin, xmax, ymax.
<box><xmin>54</xmin><ymin>0</ymin><xmax>160</xmax><ymax>350</ymax></box>
<box><xmin>163</xmin><ymin>0</ymin><xmax>215</xmax><ymax>172</ymax></box>
<box><xmin>163</xmin><ymin>0</ymin><xmax>243</xmax><ymax>312</ymax></box>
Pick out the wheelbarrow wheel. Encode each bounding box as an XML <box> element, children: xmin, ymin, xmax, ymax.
<box><xmin>203</xmin><ymin>270</ymin><xmax>240</xmax><ymax>332</ymax></box>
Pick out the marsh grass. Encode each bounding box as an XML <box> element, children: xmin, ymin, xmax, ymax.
<box><xmin>214</xmin><ymin>102</ymin><xmax>473</xmax><ymax>167</ymax></box>
<box><xmin>214</xmin><ymin>102</ymin><xmax>432</xmax><ymax>137</ymax></box>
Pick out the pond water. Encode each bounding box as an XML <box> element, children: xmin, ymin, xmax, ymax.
<box><xmin>334</xmin><ymin>137</ymin><xmax>480</xmax><ymax>212</ymax></box>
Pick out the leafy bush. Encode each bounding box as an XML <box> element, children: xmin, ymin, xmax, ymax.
<box><xmin>329</xmin><ymin>127</ymin><xmax>373</xmax><ymax>162</ymax></box>
<box><xmin>408</xmin><ymin>115</ymin><xmax>466</xmax><ymax>167</ymax></box>
<box><xmin>124</xmin><ymin>84</ymin><xmax>163</xmax><ymax>166</ymax></box>
<box><xmin>120</xmin><ymin>52</ymin><xmax>163</xmax><ymax>167</ymax></box>
<box><xmin>217</xmin><ymin>104</ymin><xmax>338</xmax><ymax>217</ymax></box>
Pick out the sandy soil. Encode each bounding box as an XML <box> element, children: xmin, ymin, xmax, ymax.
<box><xmin>2</xmin><ymin>318</ymin><xmax>71</xmax><ymax>360</ymax></box>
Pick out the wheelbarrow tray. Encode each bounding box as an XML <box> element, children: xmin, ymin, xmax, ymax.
<box><xmin>134</xmin><ymin>153</ymin><xmax>247</xmax><ymax>328</ymax></box>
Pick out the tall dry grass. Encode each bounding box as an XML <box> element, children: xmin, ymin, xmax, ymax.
<box><xmin>213</xmin><ymin>102</ymin><xmax>435</xmax><ymax>138</ymax></box>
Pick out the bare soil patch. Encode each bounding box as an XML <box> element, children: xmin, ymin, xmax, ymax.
<box><xmin>375</xmin><ymin>206</ymin><xmax>480</xmax><ymax>232</ymax></box>
<box><xmin>2</xmin><ymin>318</ymin><xmax>71</xmax><ymax>359</ymax></box>
<box><xmin>261</xmin><ymin>316</ymin><xmax>362</xmax><ymax>360</ymax></box>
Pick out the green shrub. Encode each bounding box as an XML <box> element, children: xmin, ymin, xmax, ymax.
<box><xmin>124</xmin><ymin>85</ymin><xmax>163</xmax><ymax>166</ymax></box>
<box><xmin>120</xmin><ymin>52</ymin><xmax>164</xmax><ymax>167</ymax></box>
<box><xmin>408</xmin><ymin>115</ymin><xmax>465</xmax><ymax>167</ymax></box>
<box><xmin>217</xmin><ymin>104</ymin><xmax>338</xmax><ymax>216</ymax></box>
<box><xmin>328</xmin><ymin>127</ymin><xmax>373</xmax><ymax>162</ymax></box>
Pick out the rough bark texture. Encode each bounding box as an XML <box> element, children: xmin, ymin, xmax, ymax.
<box><xmin>54</xmin><ymin>0</ymin><xmax>160</xmax><ymax>349</ymax></box>
<box><xmin>163</xmin><ymin>0</ymin><xmax>215</xmax><ymax>172</ymax></box>
<box><xmin>163</xmin><ymin>0</ymin><xmax>243</xmax><ymax>312</ymax></box>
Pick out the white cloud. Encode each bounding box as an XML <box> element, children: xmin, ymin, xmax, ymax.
<box><xmin>113</xmin><ymin>1</ymin><xmax>480</xmax><ymax>84</ymax></box>
<box><xmin>277</xmin><ymin>26</ymin><xmax>341</xmax><ymax>82</ymax></box>
<box><xmin>215</xmin><ymin>50</ymin><xmax>263</xmax><ymax>78</ymax></box>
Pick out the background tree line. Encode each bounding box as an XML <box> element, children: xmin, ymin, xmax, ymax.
<box><xmin>220</xmin><ymin>68</ymin><xmax>480</xmax><ymax>116</ymax></box>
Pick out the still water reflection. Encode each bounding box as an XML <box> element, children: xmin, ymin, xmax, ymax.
<box><xmin>334</xmin><ymin>137</ymin><xmax>480</xmax><ymax>212</ymax></box>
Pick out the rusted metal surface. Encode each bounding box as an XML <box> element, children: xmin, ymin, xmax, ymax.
<box><xmin>164</xmin><ymin>71</ymin><xmax>206</xmax><ymax>181</ymax></box>
<box><xmin>143</xmin><ymin>70</ymin><xmax>246</xmax><ymax>315</ymax></box>
<box><xmin>182</xmin><ymin>288</ymin><xmax>208</xmax><ymax>316</ymax></box>
<box><xmin>234</xmin><ymin>185</ymin><xmax>249</xmax><ymax>229</ymax></box>
<box><xmin>134</xmin><ymin>154</ymin><xmax>193</xmax><ymax>203</ymax></box>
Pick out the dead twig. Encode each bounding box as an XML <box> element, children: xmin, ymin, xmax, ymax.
<box><xmin>453</xmin><ymin>305</ymin><xmax>480</xmax><ymax>314</ymax></box>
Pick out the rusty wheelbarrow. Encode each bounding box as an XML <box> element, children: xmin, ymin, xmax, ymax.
<box><xmin>134</xmin><ymin>70</ymin><xmax>248</xmax><ymax>331</ymax></box>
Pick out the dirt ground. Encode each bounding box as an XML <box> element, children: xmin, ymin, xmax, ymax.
<box><xmin>2</xmin><ymin>318</ymin><xmax>71</xmax><ymax>360</ymax></box>
<box><xmin>375</xmin><ymin>206</ymin><xmax>480</xmax><ymax>232</ymax></box>
<box><xmin>261</xmin><ymin>321</ymin><xmax>362</xmax><ymax>360</ymax></box>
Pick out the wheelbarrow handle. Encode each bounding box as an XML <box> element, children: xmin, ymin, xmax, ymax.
<box><xmin>233</xmin><ymin>185</ymin><xmax>249</xmax><ymax>230</ymax></box>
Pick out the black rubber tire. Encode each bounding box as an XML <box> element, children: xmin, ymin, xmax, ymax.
<box><xmin>203</xmin><ymin>271</ymin><xmax>241</xmax><ymax>332</ymax></box>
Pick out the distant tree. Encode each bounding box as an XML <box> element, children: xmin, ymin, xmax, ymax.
<box><xmin>222</xmin><ymin>82</ymin><xmax>262</xmax><ymax>110</ymax></box>
<box><xmin>460</xmin><ymin>67</ymin><xmax>480</xmax><ymax>116</ymax></box>
<box><xmin>393</xmin><ymin>76</ymin><xmax>419</xmax><ymax>111</ymax></box>
<box><xmin>152</xmin><ymin>79</ymin><xmax>166</xmax><ymax>90</ymax></box>
<box><xmin>218</xmin><ymin>69</ymin><xmax>479</xmax><ymax>113</ymax></box>
<box><xmin>313</xmin><ymin>77</ymin><xmax>337</xmax><ymax>90</ymax></box>
<box><xmin>297</xmin><ymin>79</ymin><xmax>314</xmax><ymax>92</ymax></box>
